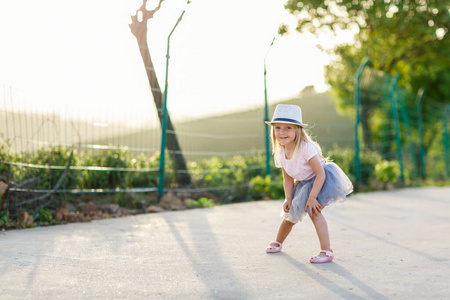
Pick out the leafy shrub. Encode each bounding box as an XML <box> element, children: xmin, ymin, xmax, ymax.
<box><xmin>79</xmin><ymin>148</ymin><xmax>130</xmax><ymax>189</ymax></box>
<box><xmin>249</xmin><ymin>175</ymin><xmax>271</xmax><ymax>200</ymax></box>
<box><xmin>2</xmin><ymin>145</ymin><xmax>79</xmax><ymax>190</ymax></box>
<box><xmin>326</xmin><ymin>145</ymin><xmax>382</xmax><ymax>186</ymax></box>
<box><xmin>190</xmin><ymin>153</ymin><xmax>267</xmax><ymax>203</ymax></box>
<box><xmin>187</xmin><ymin>197</ymin><xmax>216</xmax><ymax>208</ymax></box>
<box><xmin>249</xmin><ymin>173</ymin><xmax>284</xmax><ymax>200</ymax></box>
<box><xmin>34</xmin><ymin>207</ymin><xmax>55</xmax><ymax>226</ymax></box>
<box><xmin>269</xmin><ymin>172</ymin><xmax>285</xmax><ymax>199</ymax></box>
<box><xmin>32</xmin><ymin>146</ymin><xmax>79</xmax><ymax>189</ymax></box>
<box><xmin>0</xmin><ymin>210</ymin><xmax>13</xmax><ymax>228</ymax></box>
<box><xmin>0</xmin><ymin>142</ymin><xmax>12</xmax><ymax>179</ymax></box>
<box><xmin>126</xmin><ymin>153</ymin><xmax>159</xmax><ymax>188</ymax></box>
<box><xmin>0</xmin><ymin>142</ymin><xmax>421</xmax><ymax>219</ymax></box>
<box><xmin>374</xmin><ymin>160</ymin><xmax>400</xmax><ymax>188</ymax></box>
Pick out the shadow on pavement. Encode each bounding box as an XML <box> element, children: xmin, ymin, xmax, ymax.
<box><xmin>281</xmin><ymin>252</ymin><xmax>388</xmax><ymax>299</ymax></box>
<box><xmin>162</xmin><ymin>213</ymin><xmax>248</xmax><ymax>299</ymax></box>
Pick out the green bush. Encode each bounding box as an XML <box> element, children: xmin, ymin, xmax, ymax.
<box><xmin>374</xmin><ymin>160</ymin><xmax>401</xmax><ymax>187</ymax></box>
<box><xmin>187</xmin><ymin>197</ymin><xmax>216</xmax><ymax>208</ymax></box>
<box><xmin>326</xmin><ymin>145</ymin><xmax>382</xmax><ymax>187</ymax></box>
<box><xmin>190</xmin><ymin>153</ymin><xmax>267</xmax><ymax>203</ymax></box>
<box><xmin>126</xmin><ymin>153</ymin><xmax>159</xmax><ymax>188</ymax></box>
<box><xmin>269</xmin><ymin>172</ymin><xmax>285</xmax><ymax>199</ymax></box>
<box><xmin>34</xmin><ymin>207</ymin><xmax>56</xmax><ymax>226</ymax></box>
<box><xmin>79</xmin><ymin>148</ymin><xmax>130</xmax><ymax>189</ymax></box>
<box><xmin>0</xmin><ymin>210</ymin><xmax>13</xmax><ymax>228</ymax></box>
<box><xmin>249</xmin><ymin>173</ymin><xmax>284</xmax><ymax>200</ymax></box>
<box><xmin>0</xmin><ymin>142</ymin><xmax>12</xmax><ymax>180</ymax></box>
<box><xmin>2</xmin><ymin>142</ymin><xmax>440</xmax><ymax>218</ymax></box>
<box><xmin>31</xmin><ymin>146</ymin><xmax>79</xmax><ymax>189</ymax></box>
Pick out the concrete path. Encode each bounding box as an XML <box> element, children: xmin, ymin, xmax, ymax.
<box><xmin>1</xmin><ymin>187</ymin><xmax>449</xmax><ymax>299</ymax></box>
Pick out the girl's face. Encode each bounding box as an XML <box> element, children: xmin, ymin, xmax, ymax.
<box><xmin>273</xmin><ymin>123</ymin><xmax>297</xmax><ymax>147</ymax></box>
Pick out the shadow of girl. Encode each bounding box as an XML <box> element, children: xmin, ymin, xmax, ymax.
<box><xmin>281</xmin><ymin>252</ymin><xmax>388</xmax><ymax>299</ymax></box>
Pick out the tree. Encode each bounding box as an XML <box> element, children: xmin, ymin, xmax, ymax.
<box><xmin>130</xmin><ymin>0</ymin><xmax>192</xmax><ymax>187</ymax></box>
<box><xmin>280</xmin><ymin>0</ymin><xmax>449</xmax><ymax>150</ymax></box>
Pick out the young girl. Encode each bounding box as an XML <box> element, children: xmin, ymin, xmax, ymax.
<box><xmin>264</xmin><ymin>104</ymin><xmax>353</xmax><ymax>263</ymax></box>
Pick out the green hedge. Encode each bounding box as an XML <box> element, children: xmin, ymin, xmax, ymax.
<box><xmin>0</xmin><ymin>144</ymin><xmax>411</xmax><ymax>211</ymax></box>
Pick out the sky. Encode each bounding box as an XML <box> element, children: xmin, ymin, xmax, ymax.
<box><xmin>0</xmin><ymin>0</ymin><xmax>352</xmax><ymax>125</ymax></box>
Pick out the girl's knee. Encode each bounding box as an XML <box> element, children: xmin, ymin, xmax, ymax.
<box><xmin>310</xmin><ymin>212</ymin><xmax>323</xmax><ymax>223</ymax></box>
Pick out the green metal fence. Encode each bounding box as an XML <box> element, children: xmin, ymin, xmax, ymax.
<box><xmin>354</xmin><ymin>64</ymin><xmax>449</xmax><ymax>188</ymax></box>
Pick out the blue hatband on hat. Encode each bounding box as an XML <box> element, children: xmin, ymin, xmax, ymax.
<box><xmin>272</xmin><ymin>117</ymin><xmax>303</xmax><ymax>125</ymax></box>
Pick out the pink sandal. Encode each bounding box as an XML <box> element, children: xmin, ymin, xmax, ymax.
<box><xmin>265</xmin><ymin>241</ymin><xmax>282</xmax><ymax>253</ymax></box>
<box><xmin>310</xmin><ymin>250</ymin><xmax>334</xmax><ymax>263</ymax></box>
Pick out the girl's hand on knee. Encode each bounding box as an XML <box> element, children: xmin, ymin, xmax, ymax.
<box><xmin>306</xmin><ymin>197</ymin><xmax>322</xmax><ymax>216</ymax></box>
<box><xmin>283</xmin><ymin>199</ymin><xmax>291</xmax><ymax>213</ymax></box>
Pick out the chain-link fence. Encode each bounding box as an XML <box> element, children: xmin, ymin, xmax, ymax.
<box><xmin>354</xmin><ymin>64</ymin><xmax>449</xmax><ymax>187</ymax></box>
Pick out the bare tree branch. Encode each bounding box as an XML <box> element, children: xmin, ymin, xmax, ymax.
<box><xmin>14</xmin><ymin>149</ymin><xmax>74</xmax><ymax>207</ymax></box>
<box><xmin>129</xmin><ymin>0</ymin><xmax>165</xmax><ymax>38</ymax></box>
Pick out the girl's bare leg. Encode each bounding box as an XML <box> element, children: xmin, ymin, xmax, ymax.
<box><xmin>275</xmin><ymin>219</ymin><xmax>296</xmax><ymax>244</ymax></box>
<box><xmin>310</xmin><ymin>212</ymin><xmax>331</xmax><ymax>257</ymax></box>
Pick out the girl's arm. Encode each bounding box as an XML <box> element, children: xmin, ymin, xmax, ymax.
<box><xmin>306</xmin><ymin>155</ymin><xmax>326</xmax><ymax>216</ymax></box>
<box><xmin>282</xmin><ymin>167</ymin><xmax>295</xmax><ymax>212</ymax></box>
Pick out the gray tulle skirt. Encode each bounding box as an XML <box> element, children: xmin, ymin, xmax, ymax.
<box><xmin>280</xmin><ymin>162</ymin><xmax>353</xmax><ymax>223</ymax></box>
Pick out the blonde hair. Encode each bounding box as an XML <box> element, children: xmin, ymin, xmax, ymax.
<box><xmin>271</xmin><ymin>125</ymin><xmax>324</xmax><ymax>163</ymax></box>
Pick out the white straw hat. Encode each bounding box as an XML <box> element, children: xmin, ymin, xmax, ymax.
<box><xmin>265</xmin><ymin>104</ymin><xmax>308</xmax><ymax>127</ymax></box>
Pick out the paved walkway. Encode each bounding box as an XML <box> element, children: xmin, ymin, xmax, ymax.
<box><xmin>1</xmin><ymin>187</ymin><xmax>449</xmax><ymax>299</ymax></box>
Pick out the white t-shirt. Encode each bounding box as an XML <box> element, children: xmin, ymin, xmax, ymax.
<box><xmin>275</xmin><ymin>141</ymin><xmax>325</xmax><ymax>181</ymax></box>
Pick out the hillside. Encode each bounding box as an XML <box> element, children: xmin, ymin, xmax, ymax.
<box><xmin>92</xmin><ymin>92</ymin><xmax>354</xmax><ymax>161</ymax></box>
<box><xmin>0</xmin><ymin>111</ymin><xmax>143</xmax><ymax>153</ymax></box>
<box><xmin>1</xmin><ymin>92</ymin><xmax>354</xmax><ymax>160</ymax></box>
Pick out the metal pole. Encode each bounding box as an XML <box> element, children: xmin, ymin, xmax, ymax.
<box><xmin>354</xmin><ymin>58</ymin><xmax>369</xmax><ymax>187</ymax></box>
<box><xmin>389</xmin><ymin>74</ymin><xmax>405</xmax><ymax>184</ymax></box>
<box><xmin>263</xmin><ymin>37</ymin><xmax>275</xmax><ymax>176</ymax></box>
<box><xmin>158</xmin><ymin>10</ymin><xmax>186</xmax><ymax>199</ymax></box>
<box><xmin>397</xmin><ymin>90</ymin><xmax>418</xmax><ymax>182</ymax></box>
<box><xmin>443</xmin><ymin>104</ymin><xmax>450</xmax><ymax>178</ymax></box>
<box><xmin>416</xmin><ymin>88</ymin><xmax>426</xmax><ymax>179</ymax></box>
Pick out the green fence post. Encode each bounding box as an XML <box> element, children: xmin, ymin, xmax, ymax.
<box><xmin>397</xmin><ymin>90</ymin><xmax>418</xmax><ymax>182</ymax></box>
<box><xmin>158</xmin><ymin>10</ymin><xmax>186</xmax><ymax>199</ymax></box>
<box><xmin>416</xmin><ymin>88</ymin><xmax>426</xmax><ymax>179</ymax></box>
<box><xmin>354</xmin><ymin>58</ymin><xmax>370</xmax><ymax>187</ymax></box>
<box><xmin>444</xmin><ymin>104</ymin><xmax>450</xmax><ymax>178</ymax></box>
<box><xmin>263</xmin><ymin>37</ymin><xmax>275</xmax><ymax>176</ymax></box>
<box><xmin>389</xmin><ymin>74</ymin><xmax>405</xmax><ymax>184</ymax></box>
